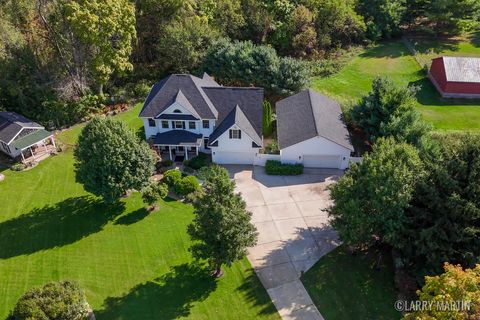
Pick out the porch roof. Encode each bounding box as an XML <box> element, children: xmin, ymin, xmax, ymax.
<box><xmin>10</xmin><ymin>129</ymin><xmax>52</xmax><ymax>150</ymax></box>
<box><xmin>152</xmin><ymin>130</ymin><xmax>202</xmax><ymax>146</ymax></box>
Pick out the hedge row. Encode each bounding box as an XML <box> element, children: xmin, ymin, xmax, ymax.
<box><xmin>265</xmin><ymin>160</ymin><xmax>303</xmax><ymax>175</ymax></box>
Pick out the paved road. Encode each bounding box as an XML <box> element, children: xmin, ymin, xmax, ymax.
<box><xmin>227</xmin><ymin>165</ymin><xmax>342</xmax><ymax>320</ymax></box>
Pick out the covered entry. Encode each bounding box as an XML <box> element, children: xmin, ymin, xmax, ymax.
<box><xmin>151</xmin><ymin>130</ymin><xmax>202</xmax><ymax>161</ymax></box>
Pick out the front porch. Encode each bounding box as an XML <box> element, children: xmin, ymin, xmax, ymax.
<box><xmin>150</xmin><ymin>130</ymin><xmax>203</xmax><ymax>162</ymax></box>
<box><xmin>11</xmin><ymin>131</ymin><xmax>57</xmax><ymax>164</ymax></box>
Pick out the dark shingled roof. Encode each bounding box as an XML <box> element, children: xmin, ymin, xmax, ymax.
<box><xmin>203</xmin><ymin>87</ymin><xmax>263</xmax><ymax>142</ymax></box>
<box><xmin>0</xmin><ymin>112</ymin><xmax>43</xmax><ymax>144</ymax></box>
<box><xmin>276</xmin><ymin>89</ymin><xmax>353</xmax><ymax>151</ymax></box>
<box><xmin>139</xmin><ymin>74</ymin><xmax>219</xmax><ymax>119</ymax></box>
<box><xmin>152</xmin><ymin>130</ymin><xmax>203</xmax><ymax>146</ymax></box>
<box><xmin>208</xmin><ymin>105</ymin><xmax>262</xmax><ymax>147</ymax></box>
<box><xmin>157</xmin><ymin>114</ymin><xmax>198</xmax><ymax>120</ymax></box>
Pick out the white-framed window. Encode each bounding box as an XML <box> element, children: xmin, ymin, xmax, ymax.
<box><xmin>174</xmin><ymin>121</ymin><xmax>184</xmax><ymax>129</ymax></box>
<box><xmin>173</xmin><ymin>109</ymin><xmax>182</xmax><ymax>113</ymax></box>
<box><xmin>161</xmin><ymin>120</ymin><xmax>169</xmax><ymax>128</ymax></box>
<box><xmin>189</xmin><ymin>121</ymin><xmax>196</xmax><ymax>129</ymax></box>
<box><xmin>148</xmin><ymin>118</ymin><xmax>155</xmax><ymax>127</ymax></box>
<box><xmin>202</xmin><ymin>120</ymin><xmax>209</xmax><ymax>129</ymax></box>
<box><xmin>229</xmin><ymin>129</ymin><xmax>241</xmax><ymax>139</ymax></box>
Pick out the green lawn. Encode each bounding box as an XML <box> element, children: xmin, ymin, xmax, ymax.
<box><xmin>311</xmin><ymin>38</ymin><xmax>480</xmax><ymax>131</ymax></box>
<box><xmin>301</xmin><ymin>246</ymin><xmax>400</xmax><ymax>320</ymax></box>
<box><xmin>0</xmin><ymin>105</ymin><xmax>279</xmax><ymax>320</ymax></box>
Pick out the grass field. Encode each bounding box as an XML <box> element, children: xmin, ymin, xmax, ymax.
<box><xmin>301</xmin><ymin>246</ymin><xmax>400</xmax><ymax>320</ymax></box>
<box><xmin>0</xmin><ymin>104</ymin><xmax>279</xmax><ymax>320</ymax></box>
<box><xmin>311</xmin><ymin>36</ymin><xmax>480</xmax><ymax>131</ymax></box>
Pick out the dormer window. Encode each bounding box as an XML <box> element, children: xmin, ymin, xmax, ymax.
<box><xmin>148</xmin><ymin>118</ymin><xmax>155</xmax><ymax>127</ymax></box>
<box><xmin>173</xmin><ymin>109</ymin><xmax>182</xmax><ymax>113</ymax></box>
<box><xmin>229</xmin><ymin>129</ymin><xmax>241</xmax><ymax>139</ymax></box>
<box><xmin>202</xmin><ymin>120</ymin><xmax>210</xmax><ymax>129</ymax></box>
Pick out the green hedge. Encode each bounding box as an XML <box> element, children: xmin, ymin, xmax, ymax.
<box><xmin>265</xmin><ymin>160</ymin><xmax>303</xmax><ymax>175</ymax></box>
<box><xmin>184</xmin><ymin>153</ymin><xmax>209</xmax><ymax>170</ymax></box>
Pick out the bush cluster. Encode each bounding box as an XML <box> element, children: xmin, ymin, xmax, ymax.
<box><xmin>155</xmin><ymin>159</ymin><xmax>174</xmax><ymax>173</ymax></box>
<box><xmin>11</xmin><ymin>163</ymin><xmax>26</xmax><ymax>172</ymax></box>
<box><xmin>265</xmin><ymin>160</ymin><xmax>303</xmax><ymax>175</ymax></box>
<box><xmin>162</xmin><ymin>169</ymin><xmax>200</xmax><ymax>196</ymax></box>
<box><xmin>183</xmin><ymin>153</ymin><xmax>209</xmax><ymax>170</ymax></box>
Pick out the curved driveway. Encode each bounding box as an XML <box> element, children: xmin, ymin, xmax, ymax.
<box><xmin>226</xmin><ymin>165</ymin><xmax>343</xmax><ymax>320</ymax></box>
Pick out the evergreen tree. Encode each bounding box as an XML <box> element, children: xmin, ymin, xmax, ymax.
<box><xmin>188</xmin><ymin>165</ymin><xmax>257</xmax><ymax>277</ymax></box>
<box><xmin>262</xmin><ymin>100</ymin><xmax>273</xmax><ymax>137</ymax></box>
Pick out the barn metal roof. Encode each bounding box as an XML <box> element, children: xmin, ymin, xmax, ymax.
<box><xmin>443</xmin><ymin>57</ymin><xmax>480</xmax><ymax>83</ymax></box>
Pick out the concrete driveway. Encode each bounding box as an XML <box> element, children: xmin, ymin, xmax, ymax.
<box><xmin>227</xmin><ymin>165</ymin><xmax>342</xmax><ymax>320</ymax></box>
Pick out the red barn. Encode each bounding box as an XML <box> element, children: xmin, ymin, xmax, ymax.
<box><xmin>429</xmin><ymin>56</ymin><xmax>480</xmax><ymax>98</ymax></box>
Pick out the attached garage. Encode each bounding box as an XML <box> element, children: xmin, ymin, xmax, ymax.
<box><xmin>276</xmin><ymin>89</ymin><xmax>354</xmax><ymax>170</ymax></box>
<box><xmin>212</xmin><ymin>151</ymin><xmax>255</xmax><ymax>165</ymax></box>
<box><xmin>303</xmin><ymin>155</ymin><xmax>342</xmax><ymax>168</ymax></box>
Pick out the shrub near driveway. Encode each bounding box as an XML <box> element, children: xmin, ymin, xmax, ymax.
<box><xmin>265</xmin><ymin>160</ymin><xmax>303</xmax><ymax>175</ymax></box>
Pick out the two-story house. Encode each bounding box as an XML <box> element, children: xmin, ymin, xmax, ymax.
<box><xmin>139</xmin><ymin>73</ymin><xmax>264</xmax><ymax>164</ymax></box>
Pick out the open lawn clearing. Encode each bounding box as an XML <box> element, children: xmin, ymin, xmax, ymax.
<box><xmin>0</xmin><ymin>104</ymin><xmax>279</xmax><ymax>320</ymax></box>
<box><xmin>301</xmin><ymin>246</ymin><xmax>400</xmax><ymax>320</ymax></box>
<box><xmin>311</xmin><ymin>40</ymin><xmax>480</xmax><ymax>131</ymax></box>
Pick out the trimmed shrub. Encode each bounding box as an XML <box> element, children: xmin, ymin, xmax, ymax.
<box><xmin>11</xmin><ymin>163</ymin><xmax>26</xmax><ymax>171</ymax></box>
<box><xmin>265</xmin><ymin>160</ymin><xmax>303</xmax><ymax>175</ymax></box>
<box><xmin>156</xmin><ymin>159</ymin><xmax>173</xmax><ymax>172</ymax></box>
<box><xmin>12</xmin><ymin>280</ymin><xmax>89</xmax><ymax>320</ymax></box>
<box><xmin>174</xmin><ymin>176</ymin><xmax>200</xmax><ymax>196</ymax></box>
<box><xmin>142</xmin><ymin>182</ymin><xmax>168</xmax><ymax>209</ymax></box>
<box><xmin>184</xmin><ymin>153</ymin><xmax>209</xmax><ymax>170</ymax></box>
<box><xmin>162</xmin><ymin>169</ymin><xmax>182</xmax><ymax>186</ymax></box>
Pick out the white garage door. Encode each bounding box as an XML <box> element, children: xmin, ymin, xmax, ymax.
<box><xmin>303</xmin><ymin>155</ymin><xmax>342</xmax><ymax>168</ymax></box>
<box><xmin>213</xmin><ymin>151</ymin><xmax>254</xmax><ymax>165</ymax></box>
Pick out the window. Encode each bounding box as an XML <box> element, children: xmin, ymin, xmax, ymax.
<box><xmin>202</xmin><ymin>120</ymin><xmax>210</xmax><ymax>129</ymax></box>
<box><xmin>189</xmin><ymin>121</ymin><xmax>196</xmax><ymax>129</ymax></box>
<box><xmin>148</xmin><ymin>118</ymin><xmax>155</xmax><ymax>127</ymax></box>
<box><xmin>229</xmin><ymin>129</ymin><xmax>241</xmax><ymax>139</ymax></box>
<box><xmin>173</xmin><ymin>109</ymin><xmax>182</xmax><ymax>113</ymax></box>
<box><xmin>174</xmin><ymin>121</ymin><xmax>184</xmax><ymax>129</ymax></box>
<box><xmin>161</xmin><ymin>120</ymin><xmax>169</xmax><ymax>128</ymax></box>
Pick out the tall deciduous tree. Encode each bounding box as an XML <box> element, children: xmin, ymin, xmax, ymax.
<box><xmin>74</xmin><ymin>117</ymin><xmax>155</xmax><ymax>203</ymax></box>
<box><xmin>328</xmin><ymin>138</ymin><xmax>424</xmax><ymax>248</ymax></box>
<box><xmin>404</xmin><ymin>263</ymin><xmax>480</xmax><ymax>320</ymax></box>
<box><xmin>426</xmin><ymin>0</ymin><xmax>480</xmax><ymax>35</ymax></box>
<box><xmin>357</xmin><ymin>0</ymin><xmax>406</xmax><ymax>40</ymax></box>
<box><xmin>188</xmin><ymin>165</ymin><xmax>257</xmax><ymax>277</ymax></box>
<box><xmin>13</xmin><ymin>280</ymin><xmax>89</xmax><ymax>320</ymax></box>
<box><xmin>61</xmin><ymin>0</ymin><xmax>136</xmax><ymax>94</ymax></box>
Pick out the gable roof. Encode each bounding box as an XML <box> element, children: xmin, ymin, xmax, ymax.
<box><xmin>276</xmin><ymin>89</ymin><xmax>353</xmax><ymax>151</ymax></box>
<box><xmin>208</xmin><ymin>105</ymin><xmax>262</xmax><ymax>146</ymax></box>
<box><xmin>162</xmin><ymin>89</ymin><xmax>200</xmax><ymax>119</ymax></box>
<box><xmin>438</xmin><ymin>56</ymin><xmax>480</xmax><ymax>83</ymax></box>
<box><xmin>139</xmin><ymin>74</ymin><xmax>220</xmax><ymax>119</ymax></box>
<box><xmin>203</xmin><ymin>87</ymin><xmax>263</xmax><ymax>141</ymax></box>
<box><xmin>0</xmin><ymin>112</ymin><xmax>43</xmax><ymax>144</ymax></box>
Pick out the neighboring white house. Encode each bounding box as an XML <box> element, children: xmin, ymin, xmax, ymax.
<box><xmin>276</xmin><ymin>89</ymin><xmax>353</xmax><ymax>169</ymax></box>
<box><xmin>0</xmin><ymin>112</ymin><xmax>56</xmax><ymax>163</ymax></box>
<box><xmin>139</xmin><ymin>73</ymin><xmax>264</xmax><ymax>164</ymax></box>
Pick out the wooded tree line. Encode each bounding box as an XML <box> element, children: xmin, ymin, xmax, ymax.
<box><xmin>1</xmin><ymin>0</ymin><xmax>479</xmax><ymax>128</ymax></box>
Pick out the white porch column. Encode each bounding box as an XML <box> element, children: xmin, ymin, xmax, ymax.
<box><xmin>51</xmin><ymin>136</ymin><xmax>56</xmax><ymax>149</ymax></box>
<box><xmin>20</xmin><ymin>150</ymin><xmax>25</xmax><ymax>163</ymax></box>
<box><xmin>43</xmin><ymin>140</ymin><xmax>48</xmax><ymax>153</ymax></box>
<box><xmin>196</xmin><ymin>146</ymin><xmax>198</xmax><ymax>156</ymax></box>
<box><xmin>185</xmin><ymin>148</ymin><xmax>188</xmax><ymax>161</ymax></box>
<box><xmin>29</xmin><ymin>147</ymin><xmax>36</xmax><ymax>161</ymax></box>
<box><xmin>168</xmin><ymin>147</ymin><xmax>172</xmax><ymax>161</ymax></box>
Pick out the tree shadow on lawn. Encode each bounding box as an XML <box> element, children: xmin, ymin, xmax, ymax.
<box><xmin>359</xmin><ymin>41</ymin><xmax>409</xmax><ymax>59</ymax></box>
<box><xmin>96</xmin><ymin>263</ymin><xmax>217</xmax><ymax>320</ymax></box>
<box><xmin>113</xmin><ymin>207</ymin><xmax>149</xmax><ymax>225</ymax></box>
<box><xmin>0</xmin><ymin>196</ymin><xmax>124</xmax><ymax>259</ymax></box>
<box><xmin>236</xmin><ymin>270</ymin><xmax>281</xmax><ymax>317</ymax></box>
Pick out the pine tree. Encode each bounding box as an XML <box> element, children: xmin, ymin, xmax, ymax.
<box><xmin>188</xmin><ymin>165</ymin><xmax>257</xmax><ymax>277</ymax></box>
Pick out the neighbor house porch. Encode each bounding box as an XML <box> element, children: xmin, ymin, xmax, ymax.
<box><xmin>151</xmin><ymin>130</ymin><xmax>202</xmax><ymax>162</ymax></box>
<box><xmin>11</xmin><ymin>130</ymin><xmax>56</xmax><ymax>164</ymax></box>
